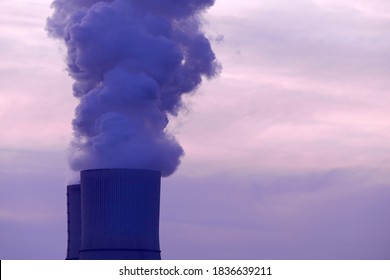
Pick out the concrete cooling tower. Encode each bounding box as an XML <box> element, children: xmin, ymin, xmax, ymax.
<box><xmin>66</xmin><ymin>169</ymin><xmax>161</xmax><ymax>260</ymax></box>
<box><xmin>66</xmin><ymin>184</ymin><xmax>81</xmax><ymax>260</ymax></box>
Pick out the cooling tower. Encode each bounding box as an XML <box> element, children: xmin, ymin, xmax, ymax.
<box><xmin>78</xmin><ymin>169</ymin><xmax>161</xmax><ymax>260</ymax></box>
<box><xmin>66</xmin><ymin>184</ymin><xmax>81</xmax><ymax>260</ymax></box>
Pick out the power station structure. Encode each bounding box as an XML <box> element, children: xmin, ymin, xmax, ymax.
<box><xmin>66</xmin><ymin>169</ymin><xmax>161</xmax><ymax>260</ymax></box>
<box><xmin>66</xmin><ymin>183</ymin><xmax>81</xmax><ymax>260</ymax></box>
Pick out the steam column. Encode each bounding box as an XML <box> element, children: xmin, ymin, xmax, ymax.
<box><xmin>79</xmin><ymin>169</ymin><xmax>161</xmax><ymax>260</ymax></box>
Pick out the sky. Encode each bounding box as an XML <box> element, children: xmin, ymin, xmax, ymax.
<box><xmin>1</xmin><ymin>0</ymin><xmax>390</xmax><ymax>259</ymax></box>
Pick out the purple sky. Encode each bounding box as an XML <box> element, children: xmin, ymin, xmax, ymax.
<box><xmin>1</xmin><ymin>0</ymin><xmax>390</xmax><ymax>259</ymax></box>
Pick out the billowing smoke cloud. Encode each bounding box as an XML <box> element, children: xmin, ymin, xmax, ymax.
<box><xmin>47</xmin><ymin>0</ymin><xmax>219</xmax><ymax>176</ymax></box>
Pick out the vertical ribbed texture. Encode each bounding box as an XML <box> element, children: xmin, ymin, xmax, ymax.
<box><xmin>79</xmin><ymin>169</ymin><xmax>161</xmax><ymax>260</ymax></box>
<box><xmin>66</xmin><ymin>184</ymin><xmax>81</xmax><ymax>260</ymax></box>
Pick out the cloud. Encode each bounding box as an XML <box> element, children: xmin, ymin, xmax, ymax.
<box><xmin>161</xmin><ymin>168</ymin><xmax>390</xmax><ymax>259</ymax></box>
<box><xmin>0</xmin><ymin>1</ymin><xmax>75</xmax><ymax>150</ymax></box>
<box><xmin>211</xmin><ymin>0</ymin><xmax>390</xmax><ymax>83</ymax></box>
<box><xmin>0</xmin><ymin>149</ymin><xmax>67</xmax><ymax>259</ymax></box>
<box><xmin>169</xmin><ymin>0</ymin><xmax>390</xmax><ymax>174</ymax></box>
